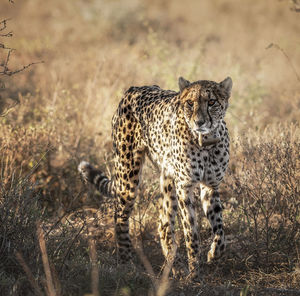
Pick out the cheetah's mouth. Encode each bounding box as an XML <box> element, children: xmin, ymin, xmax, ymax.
<box><xmin>194</xmin><ymin>126</ymin><xmax>220</xmax><ymax>147</ymax></box>
<box><xmin>194</xmin><ymin>119</ymin><xmax>219</xmax><ymax>135</ymax></box>
<box><xmin>194</xmin><ymin>124</ymin><xmax>213</xmax><ymax>135</ymax></box>
<box><xmin>195</xmin><ymin>128</ymin><xmax>210</xmax><ymax>135</ymax></box>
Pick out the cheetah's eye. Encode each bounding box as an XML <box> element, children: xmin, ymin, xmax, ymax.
<box><xmin>186</xmin><ymin>100</ymin><xmax>194</xmax><ymax>107</ymax></box>
<box><xmin>208</xmin><ymin>100</ymin><xmax>216</xmax><ymax>106</ymax></box>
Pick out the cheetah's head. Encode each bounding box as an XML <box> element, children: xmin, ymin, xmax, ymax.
<box><xmin>178</xmin><ymin>76</ymin><xmax>232</xmax><ymax>135</ymax></box>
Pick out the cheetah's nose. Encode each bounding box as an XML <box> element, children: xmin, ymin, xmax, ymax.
<box><xmin>195</xmin><ymin>120</ymin><xmax>205</xmax><ymax>127</ymax></box>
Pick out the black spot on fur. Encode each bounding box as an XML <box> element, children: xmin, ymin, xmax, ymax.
<box><xmin>214</xmin><ymin>205</ymin><xmax>222</xmax><ymax>213</ymax></box>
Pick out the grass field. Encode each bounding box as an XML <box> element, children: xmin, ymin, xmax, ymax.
<box><xmin>0</xmin><ymin>0</ymin><xmax>300</xmax><ymax>295</ymax></box>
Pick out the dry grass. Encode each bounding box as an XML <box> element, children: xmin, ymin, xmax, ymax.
<box><xmin>0</xmin><ymin>0</ymin><xmax>300</xmax><ymax>295</ymax></box>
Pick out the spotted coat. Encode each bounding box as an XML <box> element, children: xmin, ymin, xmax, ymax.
<box><xmin>78</xmin><ymin>76</ymin><xmax>232</xmax><ymax>277</ymax></box>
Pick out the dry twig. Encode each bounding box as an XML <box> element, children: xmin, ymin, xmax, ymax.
<box><xmin>134</xmin><ymin>240</ymin><xmax>176</xmax><ymax>296</ymax></box>
<box><xmin>37</xmin><ymin>222</ymin><xmax>57</xmax><ymax>296</ymax></box>
<box><xmin>88</xmin><ymin>237</ymin><xmax>100</xmax><ymax>296</ymax></box>
<box><xmin>266</xmin><ymin>43</ymin><xmax>300</xmax><ymax>83</ymax></box>
<box><xmin>15</xmin><ymin>251</ymin><xmax>44</xmax><ymax>296</ymax></box>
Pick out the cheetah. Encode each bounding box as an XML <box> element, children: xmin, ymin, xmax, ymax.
<box><xmin>78</xmin><ymin>76</ymin><xmax>232</xmax><ymax>277</ymax></box>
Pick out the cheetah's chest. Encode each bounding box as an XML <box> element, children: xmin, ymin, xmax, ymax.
<box><xmin>148</xmin><ymin>126</ymin><xmax>230</xmax><ymax>187</ymax></box>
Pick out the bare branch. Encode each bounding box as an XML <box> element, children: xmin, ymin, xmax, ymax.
<box><xmin>0</xmin><ymin>60</ymin><xmax>44</xmax><ymax>76</ymax></box>
<box><xmin>134</xmin><ymin>239</ymin><xmax>175</xmax><ymax>296</ymax></box>
<box><xmin>37</xmin><ymin>222</ymin><xmax>57</xmax><ymax>296</ymax></box>
<box><xmin>88</xmin><ymin>237</ymin><xmax>100</xmax><ymax>296</ymax></box>
<box><xmin>0</xmin><ymin>19</ymin><xmax>13</xmax><ymax>37</ymax></box>
<box><xmin>0</xmin><ymin>13</ymin><xmax>44</xmax><ymax>116</ymax></box>
<box><xmin>0</xmin><ymin>17</ymin><xmax>44</xmax><ymax>79</ymax></box>
<box><xmin>0</xmin><ymin>31</ymin><xmax>13</xmax><ymax>37</ymax></box>
<box><xmin>0</xmin><ymin>19</ymin><xmax>10</xmax><ymax>32</ymax></box>
<box><xmin>0</xmin><ymin>15</ymin><xmax>44</xmax><ymax>79</ymax></box>
<box><xmin>15</xmin><ymin>251</ymin><xmax>44</xmax><ymax>296</ymax></box>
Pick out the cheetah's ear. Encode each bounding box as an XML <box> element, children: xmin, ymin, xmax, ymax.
<box><xmin>178</xmin><ymin>77</ymin><xmax>190</xmax><ymax>92</ymax></box>
<box><xmin>220</xmin><ymin>77</ymin><xmax>233</xmax><ymax>95</ymax></box>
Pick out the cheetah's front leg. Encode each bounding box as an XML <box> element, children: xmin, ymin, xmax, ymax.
<box><xmin>176</xmin><ymin>183</ymin><xmax>200</xmax><ymax>277</ymax></box>
<box><xmin>200</xmin><ymin>184</ymin><xmax>226</xmax><ymax>262</ymax></box>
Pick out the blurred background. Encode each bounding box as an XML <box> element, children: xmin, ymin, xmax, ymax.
<box><xmin>0</xmin><ymin>0</ymin><xmax>299</xmax><ymax>295</ymax></box>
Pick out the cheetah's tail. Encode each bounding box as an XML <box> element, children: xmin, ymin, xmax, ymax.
<box><xmin>78</xmin><ymin>161</ymin><xmax>115</xmax><ymax>198</ymax></box>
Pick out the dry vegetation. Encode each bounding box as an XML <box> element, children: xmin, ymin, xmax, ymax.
<box><xmin>0</xmin><ymin>0</ymin><xmax>300</xmax><ymax>295</ymax></box>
